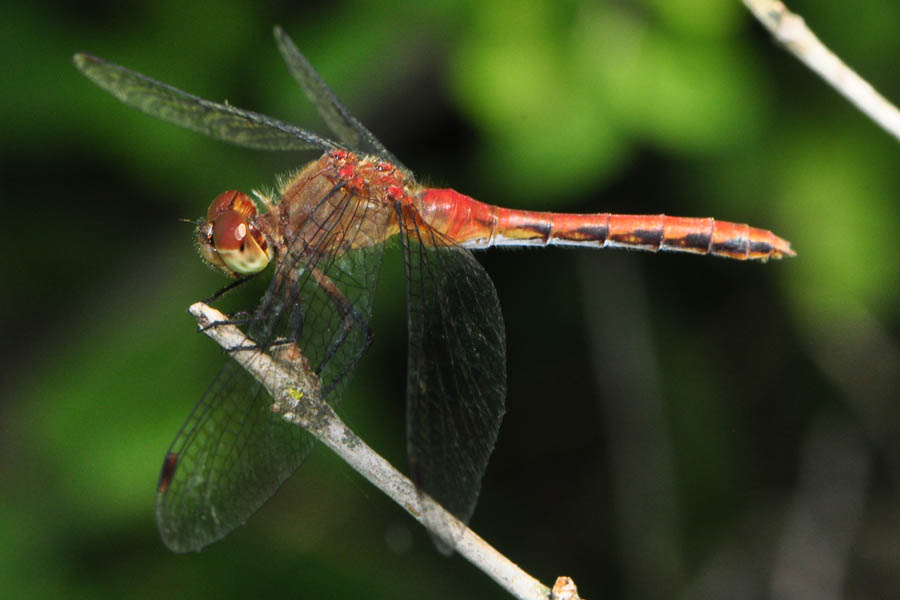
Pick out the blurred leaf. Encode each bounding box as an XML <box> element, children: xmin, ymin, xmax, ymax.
<box><xmin>14</xmin><ymin>244</ymin><xmax>218</xmax><ymax>527</ymax></box>
<box><xmin>617</xmin><ymin>31</ymin><xmax>765</xmax><ymax>152</ymax></box>
<box><xmin>775</xmin><ymin>125</ymin><xmax>900</xmax><ymax>318</ymax></box>
<box><xmin>645</xmin><ymin>0</ymin><xmax>743</xmax><ymax>38</ymax></box>
<box><xmin>449</xmin><ymin>0</ymin><xmax>625</xmax><ymax>200</ymax></box>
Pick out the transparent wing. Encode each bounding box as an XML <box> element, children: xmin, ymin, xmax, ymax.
<box><xmin>401</xmin><ymin>217</ymin><xmax>506</xmax><ymax>553</ymax></box>
<box><xmin>73</xmin><ymin>53</ymin><xmax>343</xmax><ymax>152</ymax></box>
<box><xmin>273</xmin><ymin>26</ymin><xmax>407</xmax><ymax>171</ymax></box>
<box><xmin>154</xmin><ymin>357</ymin><xmax>316</xmax><ymax>552</ymax></box>
<box><xmin>156</xmin><ymin>184</ymin><xmax>386</xmax><ymax>552</ymax></box>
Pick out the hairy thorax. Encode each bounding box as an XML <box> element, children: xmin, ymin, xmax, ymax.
<box><xmin>261</xmin><ymin>150</ymin><xmax>412</xmax><ymax>260</ymax></box>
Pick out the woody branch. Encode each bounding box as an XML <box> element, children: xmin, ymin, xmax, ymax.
<box><xmin>188</xmin><ymin>301</ymin><xmax>580</xmax><ymax>600</ymax></box>
<box><xmin>743</xmin><ymin>0</ymin><xmax>900</xmax><ymax>142</ymax></box>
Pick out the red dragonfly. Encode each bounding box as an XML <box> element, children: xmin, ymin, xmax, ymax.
<box><xmin>74</xmin><ymin>27</ymin><xmax>793</xmax><ymax>554</ymax></box>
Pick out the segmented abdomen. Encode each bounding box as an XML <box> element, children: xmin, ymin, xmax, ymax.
<box><xmin>416</xmin><ymin>188</ymin><xmax>794</xmax><ymax>261</ymax></box>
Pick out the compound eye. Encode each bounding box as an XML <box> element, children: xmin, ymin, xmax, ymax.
<box><xmin>211</xmin><ymin>209</ymin><xmax>271</xmax><ymax>275</ymax></box>
<box><xmin>195</xmin><ymin>220</ymin><xmax>227</xmax><ymax>274</ymax></box>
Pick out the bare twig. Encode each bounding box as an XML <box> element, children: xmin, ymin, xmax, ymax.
<box><xmin>550</xmin><ymin>576</ymin><xmax>583</xmax><ymax>600</ymax></box>
<box><xmin>743</xmin><ymin>0</ymin><xmax>900</xmax><ymax>142</ymax></box>
<box><xmin>188</xmin><ymin>301</ymin><xmax>560</xmax><ymax>600</ymax></box>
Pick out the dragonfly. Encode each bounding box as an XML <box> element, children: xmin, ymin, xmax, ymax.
<box><xmin>74</xmin><ymin>26</ymin><xmax>794</xmax><ymax>554</ymax></box>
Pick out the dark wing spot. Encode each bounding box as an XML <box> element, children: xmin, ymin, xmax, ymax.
<box><xmin>157</xmin><ymin>452</ymin><xmax>179</xmax><ymax>494</ymax></box>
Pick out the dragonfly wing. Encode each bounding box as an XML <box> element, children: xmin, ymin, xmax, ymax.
<box><xmin>155</xmin><ymin>356</ymin><xmax>317</xmax><ymax>552</ymax></box>
<box><xmin>156</xmin><ymin>181</ymin><xmax>386</xmax><ymax>552</ymax></box>
<box><xmin>401</xmin><ymin>222</ymin><xmax>506</xmax><ymax>553</ymax></box>
<box><xmin>259</xmin><ymin>184</ymin><xmax>386</xmax><ymax>399</ymax></box>
<box><xmin>73</xmin><ymin>53</ymin><xmax>342</xmax><ymax>152</ymax></box>
<box><xmin>273</xmin><ymin>26</ymin><xmax>408</xmax><ymax>172</ymax></box>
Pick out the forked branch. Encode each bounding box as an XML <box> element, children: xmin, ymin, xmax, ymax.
<box><xmin>189</xmin><ymin>302</ymin><xmax>578</xmax><ymax>600</ymax></box>
<box><xmin>743</xmin><ymin>0</ymin><xmax>900</xmax><ymax>142</ymax></box>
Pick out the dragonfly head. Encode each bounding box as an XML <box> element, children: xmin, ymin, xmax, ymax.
<box><xmin>196</xmin><ymin>190</ymin><xmax>273</xmax><ymax>278</ymax></box>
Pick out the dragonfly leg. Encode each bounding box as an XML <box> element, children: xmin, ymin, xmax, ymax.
<box><xmin>306</xmin><ymin>265</ymin><xmax>373</xmax><ymax>397</ymax></box>
<box><xmin>198</xmin><ymin>310</ymin><xmax>254</xmax><ymax>334</ymax></box>
<box><xmin>197</xmin><ymin>276</ymin><xmax>259</xmax><ymax>339</ymax></box>
<box><xmin>202</xmin><ymin>275</ymin><xmax>255</xmax><ymax>304</ymax></box>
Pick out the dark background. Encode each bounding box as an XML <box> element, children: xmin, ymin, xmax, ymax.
<box><xmin>3</xmin><ymin>1</ymin><xmax>899</xmax><ymax>598</ymax></box>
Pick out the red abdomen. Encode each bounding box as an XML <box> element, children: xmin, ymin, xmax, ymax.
<box><xmin>415</xmin><ymin>188</ymin><xmax>794</xmax><ymax>261</ymax></box>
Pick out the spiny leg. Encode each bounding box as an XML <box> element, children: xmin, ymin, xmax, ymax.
<box><xmin>306</xmin><ymin>265</ymin><xmax>373</xmax><ymax>397</ymax></box>
<box><xmin>198</xmin><ymin>276</ymin><xmax>258</xmax><ymax>343</ymax></box>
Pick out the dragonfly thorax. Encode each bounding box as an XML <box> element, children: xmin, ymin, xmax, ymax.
<box><xmin>196</xmin><ymin>190</ymin><xmax>273</xmax><ymax>277</ymax></box>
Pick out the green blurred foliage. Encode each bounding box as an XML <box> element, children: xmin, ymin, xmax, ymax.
<box><xmin>2</xmin><ymin>0</ymin><xmax>899</xmax><ymax>598</ymax></box>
